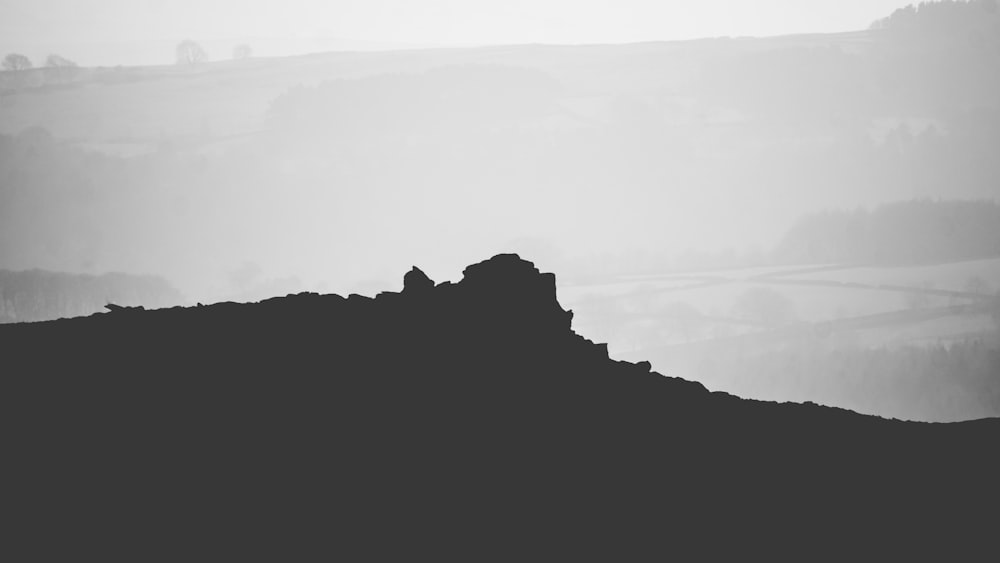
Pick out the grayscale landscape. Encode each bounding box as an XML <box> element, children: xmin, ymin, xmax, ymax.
<box><xmin>2</xmin><ymin>0</ymin><xmax>999</xmax><ymax>421</ymax></box>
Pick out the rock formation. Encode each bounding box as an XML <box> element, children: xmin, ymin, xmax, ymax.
<box><xmin>3</xmin><ymin>254</ymin><xmax>997</xmax><ymax>560</ymax></box>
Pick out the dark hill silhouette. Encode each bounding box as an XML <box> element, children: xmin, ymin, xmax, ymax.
<box><xmin>4</xmin><ymin>254</ymin><xmax>998</xmax><ymax>560</ymax></box>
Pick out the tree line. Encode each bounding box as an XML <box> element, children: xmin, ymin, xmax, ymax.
<box><xmin>774</xmin><ymin>200</ymin><xmax>1000</xmax><ymax>265</ymax></box>
<box><xmin>0</xmin><ymin>41</ymin><xmax>254</xmax><ymax>91</ymax></box>
<box><xmin>1</xmin><ymin>41</ymin><xmax>253</xmax><ymax>73</ymax></box>
<box><xmin>872</xmin><ymin>0</ymin><xmax>999</xmax><ymax>33</ymax></box>
<box><xmin>698</xmin><ymin>337</ymin><xmax>1000</xmax><ymax>422</ymax></box>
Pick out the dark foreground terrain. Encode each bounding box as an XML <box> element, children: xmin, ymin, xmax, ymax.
<box><xmin>4</xmin><ymin>254</ymin><xmax>998</xmax><ymax>560</ymax></box>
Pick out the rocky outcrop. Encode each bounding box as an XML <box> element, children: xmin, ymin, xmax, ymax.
<box><xmin>3</xmin><ymin>254</ymin><xmax>997</xmax><ymax>560</ymax></box>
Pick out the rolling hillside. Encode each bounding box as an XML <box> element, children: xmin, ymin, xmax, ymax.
<box><xmin>0</xmin><ymin>32</ymin><xmax>877</xmax><ymax>145</ymax></box>
<box><xmin>5</xmin><ymin>254</ymin><xmax>998</xmax><ymax>559</ymax></box>
<box><xmin>2</xmin><ymin>14</ymin><xmax>998</xmax><ymax>297</ymax></box>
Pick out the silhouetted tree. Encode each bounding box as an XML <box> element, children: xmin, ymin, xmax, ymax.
<box><xmin>175</xmin><ymin>40</ymin><xmax>207</xmax><ymax>65</ymax></box>
<box><xmin>2</xmin><ymin>53</ymin><xmax>32</xmax><ymax>71</ymax></box>
<box><xmin>233</xmin><ymin>44</ymin><xmax>253</xmax><ymax>60</ymax></box>
<box><xmin>43</xmin><ymin>54</ymin><xmax>78</xmax><ymax>83</ymax></box>
<box><xmin>45</xmin><ymin>54</ymin><xmax>76</xmax><ymax>68</ymax></box>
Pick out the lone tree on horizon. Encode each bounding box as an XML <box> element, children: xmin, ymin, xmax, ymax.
<box><xmin>175</xmin><ymin>40</ymin><xmax>208</xmax><ymax>65</ymax></box>
<box><xmin>2</xmin><ymin>53</ymin><xmax>33</xmax><ymax>72</ymax></box>
<box><xmin>45</xmin><ymin>54</ymin><xmax>77</xmax><ymax>68</ymax></box>
<box><xmin>44</xmin><ymin>54</ymin><xmax>78</xmax><ymax>82</ymax></box>
<box><xmin>233</xmin><ymin>44</ymin><xmax>253</xmax><ymax>60</ymax></box>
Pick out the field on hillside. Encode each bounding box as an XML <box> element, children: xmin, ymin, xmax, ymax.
<box><xmin>566</xmin><ymin>258</ymin><xmax>1000</xmax><ymax>421</ymax></box>
<box><xmin>0</xmin><ymin>32</ymin><xmax>875</xmax><ymax>149</ymax></box>
<box><xmin>566</xmin><ymin>258</ymin><xmax>1000</xmax><ymax>352</ymax></box>
<box><xmin>780</xmin><ymin>258</ymin><xmax>1000</xmax><ymax>293</ymax></box>
<box><xmin>3</xmin><ymin>24</ymin><xmax>999</xmax><ymax>300</ymax></box>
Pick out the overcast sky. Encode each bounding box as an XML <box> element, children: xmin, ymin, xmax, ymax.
<box><xmin>3</xmin><ymin>0</ymin><xmax>916</xmax><ymax>64</ymax></box>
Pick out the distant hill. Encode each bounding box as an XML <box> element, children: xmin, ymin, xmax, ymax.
<box><xmin>5</xmin><ymin>254</ymin><xmax>998</xmax><ymax>559</ymax></box>
<box><xmin>2</xmin><ymin>2</ymin><xmax>999</xmax><ymax>292</ymax></box>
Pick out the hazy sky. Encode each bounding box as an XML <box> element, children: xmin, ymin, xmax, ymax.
<box><xmin>3</xmin><ymin>0</ymin><xmax>916</xmax><ymax>61</ymax></box>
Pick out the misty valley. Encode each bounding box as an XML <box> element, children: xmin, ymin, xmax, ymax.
<box><xmin>2</xmin><ymin>0</ymin><xmax>1000</xmax><ymax>423</ymax></box>
<box><xmin>6</xmin><ymin>2</ymin><xmax>1000</xmax><ymax>559</ymax></box>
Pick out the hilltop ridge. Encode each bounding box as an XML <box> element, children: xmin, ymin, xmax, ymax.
<box><xmin>4</xmin><ymin>254</ymin><xmax>998</xmax><ymax>560</ymax></box>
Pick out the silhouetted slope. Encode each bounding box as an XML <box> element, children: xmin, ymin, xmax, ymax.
<box><xmin>4</xmin><ymin>254</ymin><xmax>998</xmax><ymax>560</ymax></box>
